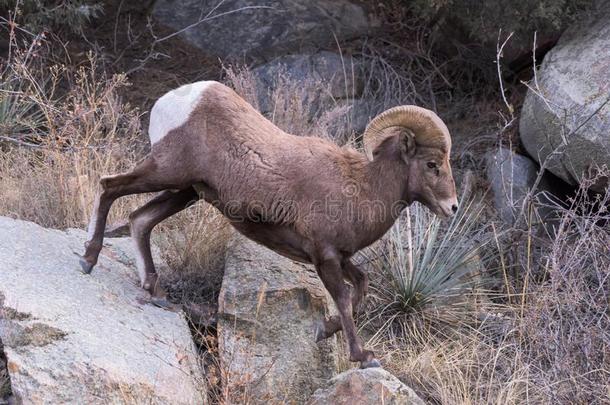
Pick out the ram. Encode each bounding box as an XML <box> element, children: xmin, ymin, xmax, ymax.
<box><xmin>80</xmin><ymin>80</ymin><xmax>458</xmax><ymax>368</ymax></box>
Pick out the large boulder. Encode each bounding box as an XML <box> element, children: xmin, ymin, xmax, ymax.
<box><xmin>519</xmin><ymin>10</ymin><xmax>610</xmax><ymax>192</ymax></box>
<box><xmin>307</xmin><ymin>367</ymin><xmax>425</xmax><ymax>405</ymax></box>
<box><xmin>153</xmin><ymin>0</ymin><xmax>377</xmax><ymax>61</ymax></box>
<box><xmin>218</xmin><ymin>233</ymin><xmax>342</xmax><ymax>403</ymax></box>
<box><xmin>424</xmin><ymin>0</ymin><xmax>596</xmax><ymax>76</ymax></box>
<box><xmin>0</xmin><ymin>217</ymin><xmax>204</xmax><ymax>404</ymax></box>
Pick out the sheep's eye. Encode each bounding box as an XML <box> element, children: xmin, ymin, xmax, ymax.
<box><xmin>427</xmin><ymin>162</ymin><xmax>437</xmax><ymax>169</ymax></box>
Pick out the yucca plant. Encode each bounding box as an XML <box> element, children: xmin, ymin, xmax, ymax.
<box><xmin>0</xmin><ymin>83</ymin><xmax>46</xmax><ymax>139</ymax></box>
<box><xmin>361</xmin><ymin>195</ymin><xmax>495</xmax><ymax>341</ymax></box>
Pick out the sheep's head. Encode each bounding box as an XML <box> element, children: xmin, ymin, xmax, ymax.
<box><xmin>363</xmin><ymin>106</ymin><xmax>458</xmax><ymax>218</ymax></box>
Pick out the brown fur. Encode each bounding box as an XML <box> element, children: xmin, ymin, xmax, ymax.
<box><xmin>80</xmin><ymin>82</ymin><xmax>458</xmax><ymax>368</ymax></box>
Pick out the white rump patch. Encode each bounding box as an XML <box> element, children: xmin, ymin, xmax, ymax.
<box><xmin>148</xmin><ymin>81</ymin><xmax>216</xmax><ymax>145</ymax></box>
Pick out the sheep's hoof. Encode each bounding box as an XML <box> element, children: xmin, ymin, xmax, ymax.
<box><xmin>360</xmin><ymin>358</ymin><xmax>382</xmax><ymax>369</ymax></box>
<box><xmin>150</xmin><ymin>297</ymin><xmax>180</xmax><ymax>312</ymax></box>
<box><xmin>79</xmin><ymin>257</ymin><xmax>95</xmax><ymax>275</ymax></box>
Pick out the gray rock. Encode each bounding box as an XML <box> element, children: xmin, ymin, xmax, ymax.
<box><xmin>153</xmin><ymin>0</ymin><xmax>377</xmax><ymax>61</ymax></box>
<box><xmin>0</xmin><ymin>217</ymin><xmax>204</xmax><ymax>405</ymax></box>
<box><xmin>486</xmin><ymin>148</ymin><xmax>540</xmax><ymax>225</ymax></box>
<box><xmin>486</xmin><ymin>148</ymin><xmax>563</xmax><ymax>236</ymax></box>
<box><xmin>307</xmin><ymin>367</ymin><xmax>425</xmax><ymax>405</ymax></box>
<box><xmin>519</xmin><ymin>11</ymin><xmax>610</xmax><ymax>192</ymax></box>
<box><xmin>218</xmin><ymin>233</ymin><xmax>341</xmax><ymax>404</ymax></box>
<box><xmin>253</xmin><ymin>51</ymin><xmax>364</xmax><ymax>117</ymax></box>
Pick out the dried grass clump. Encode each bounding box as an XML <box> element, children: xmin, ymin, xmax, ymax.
<box><xmin>0</xmin><ymin>44</ymin><xmax>146</xmax><ymax>228</ymax></box>
<box><xmin>513</xmin><ymin>180</ymin><xmax>610</xmax><ymax>403</ymax></box>
<box><xmin>159</xmin><ymin>203</ymin><xmax>231</xmax><ymax>305</ymax></box>
<box><xmin>223</xmin><ymin>64</ymin><xmax>360</xmax><ymax>146</ymax></box>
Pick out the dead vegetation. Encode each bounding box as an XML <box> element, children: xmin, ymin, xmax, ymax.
<box><xmin>0</xmin><ymin>346</ymin><xmax>9</xmax><ymax>402</ymax></box>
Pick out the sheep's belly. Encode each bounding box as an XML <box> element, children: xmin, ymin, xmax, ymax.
<box><xmin>230</xmin><ymin>220</ymin><xmax>312</xmax><ymax>264</ymax></box>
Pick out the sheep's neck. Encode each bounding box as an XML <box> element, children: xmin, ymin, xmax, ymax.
<box><xmin>357</xmin><ymin>156</ymin><xmax>409</xmax><ymax>240</ymax></box>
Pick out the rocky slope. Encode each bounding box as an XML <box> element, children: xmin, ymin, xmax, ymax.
<box><xmin>0</xmin><ymin>217</ymin><xmax>204</xmax><ymax>404</ymax></box>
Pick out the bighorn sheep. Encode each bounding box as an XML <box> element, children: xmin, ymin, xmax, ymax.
<box><xmin>80</xmin><ymin>80</ymin><xmax>458</xmax><ymax>368</ymax></box>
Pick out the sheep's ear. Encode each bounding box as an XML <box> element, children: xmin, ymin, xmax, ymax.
<box><xmin>400</xmin><ymin>129</ymin><xmax>416</xmax><ymax>159</ymax></box>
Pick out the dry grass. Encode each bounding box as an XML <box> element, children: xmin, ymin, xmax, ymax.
<box><xmin>0</xmin><ymin>45</ymin><xmax>145</xmax><ymax>228</ymax></box>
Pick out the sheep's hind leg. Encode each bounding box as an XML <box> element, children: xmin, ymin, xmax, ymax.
<box><xmin>314</xmin><ymin>261</ymin><xmax>368</xmax><ymax>342</ymax></box>
<box><xmin>128</xmin><ymin>187</ymin><xmax>199</xmax><ymax>309</ymax></box>
<box><xmin>315</xmin><ymin>254</ymin><xmax>380</xmax><ymax>369</ymax></box>
<box><xmin>343</xmin><ymin>260</ymin><xmax>368</xmax><ymax>313</ymax></box>
<box><xmin>103</xmin><ymin>220</ymin><xmax>130</xmax><ymax>237</ymax></box>
<box><xmin>102</xmin><ymin>190</ymin><xmax>176</xmax><ymax>238</ymax></box>
<box><xmin>80</xmin><ymin>157</ymin><xmax>186</xmax><ymax>274</ymax></box>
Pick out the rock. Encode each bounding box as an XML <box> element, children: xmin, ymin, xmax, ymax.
<box><xmin>253</xmin><ymin>51</ymin><xmax>365</xmax><ymax>118</ymax></box>
<box><xmin>486</xmin><ymin>148</ymin><xmax>540</xmax><ymax>225</ymax></box>
<box><xmin>0</xmin><ymin>217</ymin><xmax>204</xmax><ymax>405</ymax></box>
<box><xmin>307</xmin><ymin>367</ymin><xmax>425</xmax><ymax>405</ymax></box>
<box><xmin>153</xmin><ymin>0</ymin><xmax>377</xmax><ymax>61</ymax></box>
<box><xmin>218</xmin><ymin>233</ymin><xmax>341</xmax><ymax>404</ymax></box>
<box><xmin>429</xmin><ymin>1</ymin><xmax>593</xmax><ymax>76</ymax></box>
<box><xmin>486</xmin><ymin>148</ymin><xmax>563</xmax><ymax>235</ymax></box>
<box><xmin>519</xmin><ymin>11</ymin><xmax>610</xmax><ymax>192</ymax></box>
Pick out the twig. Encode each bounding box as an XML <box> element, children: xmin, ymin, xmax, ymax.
<box><xmin>154</xmin><ymin>5</ymin><xmax>275</xmax><ymax>44</ymax></box>
<box><xmin>496</xmin><ymin>29</ymin><xmax>514</xmax><ymax>117</ymax></box>
<box><xmin>0</xmin><ymin>135</ymin><xmax>43</xmax><ymax>149</ymax></box>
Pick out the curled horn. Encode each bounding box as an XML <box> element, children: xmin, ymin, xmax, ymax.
<box><xmin>362</xmin><ymin>105</ymin><xmax>451</xmax><ymax>161</ymax></box>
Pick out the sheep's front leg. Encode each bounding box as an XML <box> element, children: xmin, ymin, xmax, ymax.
<box><xmin>315</xmin><ymin>255</ymin><xmax>380</xmax><ymax>368</ymax></box>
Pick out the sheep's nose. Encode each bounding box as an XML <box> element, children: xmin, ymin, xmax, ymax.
<box><xmin>451</xmin><ymin>204</ymin><xmax>458</xmax><ymax>214</ymax></box>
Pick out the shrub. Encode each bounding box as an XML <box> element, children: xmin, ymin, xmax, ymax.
<box><xmin>0</xmin><ymin>0</ymin><xmax>101</xmax><ymax>34</ymax></box>
<box><xmin>364</xmin><ymin>182</ymin><xmax>610</xmax><ymax>404</ymax></box>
